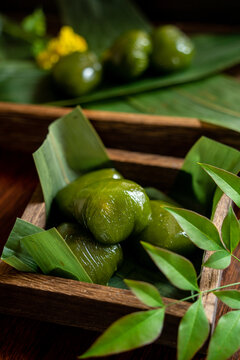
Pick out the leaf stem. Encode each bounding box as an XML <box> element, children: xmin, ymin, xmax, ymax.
<box><xmin>166</xmin><ymin>282</ymin><xmax>240</xmax><ymax>308</ymax></box>
<box><xmin>202</xmin><ymin>281</ymin><xmax>240</xmax><ymax>293</ymax></box>
<box><xmin>167</xmin><ymin>292</ymin><xmax>200</xmax><ymax>306</ymax></box>
<box><xmin>231</xmin><ymin>254</ymin><xmax>240</xmax><ymax>263</ymax></box>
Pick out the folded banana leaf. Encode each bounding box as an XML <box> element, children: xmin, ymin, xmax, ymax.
<box><xmin>33</xmin><ymin>107</ymin><xmax>110</xmax><ymax>216</ymax></box>
<box><xmin>85</xmin><ymin>74</ymin><xmax>240</xmax><ymax>133</ymax></box>
<box><xmin>1</xmin><ymin>218</ymin><xmax>42</xmax><ymax>272</ymax></box>
<box><xmin>1</xmin><ymin>107</ymin><xmax>240</xmax><ymax>296</ymax></box>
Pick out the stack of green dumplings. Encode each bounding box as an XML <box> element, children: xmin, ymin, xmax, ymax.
<box><xmin>55</xmin><ymin>168</ymin><xmax>196</xmax><ymax>285</ymax></box>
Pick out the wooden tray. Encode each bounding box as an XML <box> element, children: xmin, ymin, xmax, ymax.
<box><xmin>0</xmin><ymin>101</ymin><xmax>239</xmax><ymax>157</ymax></box>
<box><xmin>0</xmin><ymin>147</ymin><xmax>232</xmax><ymax>350</ymax></box>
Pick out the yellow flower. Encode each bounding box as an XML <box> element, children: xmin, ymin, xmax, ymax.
<box><xmin>37</xmin><ymin>26</ymin><xmax>88</xmax><ymax>70</ymax></box>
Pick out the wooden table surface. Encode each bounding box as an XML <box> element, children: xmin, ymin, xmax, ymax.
<box><xmin>0</xmin><ymin>148</ymin><xmax>239</xmax><ymax>360</ymax></box>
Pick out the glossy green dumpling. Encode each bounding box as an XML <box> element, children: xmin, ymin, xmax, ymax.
<box><xmin>151</xmin><ymin>25</ymin><xmax>195</xmax><ymax>72</ymax></box>
<box><xmin>137</xmin><ymin>200</ymin><xmax>196</xmax><ymax>255</ymax></box>
<box><xmin>52</xmin><ymin>51</ymin><xmax>102</xmax><ymax>96</ymax></box>
<box><xmin>56</xmin><ymin>172</ymin><xmax>151</xmax><ymax>245</ymax></box>
<box><xmin>81</xmin><ymin>179</ymin><xmax>151</xmax><ymax>244</ymax></box>
<box><xmin>104</xmin><ymin>29</ymin><xmax>152</xmax><ymax>80</ymax></box>
<box><xmin>55</xmin><ymin>168</ymin><xmax>123</xmax><ymax>220</ymax></box>
<box><xmin>57</xmin><ymin>223</ymin><xmax>123</xmax><ymax>285</ymax></box>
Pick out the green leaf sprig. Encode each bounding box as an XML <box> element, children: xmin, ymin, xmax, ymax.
<box><xmin>80</xmin><ymin>164</ymin><xmax>240</xmax><ymax>360</ymax></box>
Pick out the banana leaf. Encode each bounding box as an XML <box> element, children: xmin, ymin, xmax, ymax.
<box><xmin>1</xmin><ymin>218</ymin><xmax>42</xmax><ymax>272</ymax></box>
<box><xmin>57</xmin><ymin>0</ymin><xmax>151</xmax><ymax>56</ymax></box>
<box><xmin>0</xmin><ymin>60</ymin><xmax>57</xmax><ymax>103</ymax></box>
<box><xmin>85</xmin><ymin>74</ymin><xmax>240</xmax><ymax>133</ymax></box>
<box><xmin>170</xmin><ymin>137</ymin><xmax>240</xmax><ymax>216</ymax></box>
<box><xmin>21</xmin><ymin>228</ymin><xmax>92</xmax><ymax>282</ymax></box>
<box><xmin>33</xmin><ymin>106</ymin><xmax>110</xmax><ymax>216</ymax></box>
<box><xmin>0</xmin><ymin>36</ymin><xmax>31</xmax><ymax>61</ymax></box>
<box><xmin>1</xmin><ymin>107</ymin><xmax>240</xmax><ymax>297</ymax></box>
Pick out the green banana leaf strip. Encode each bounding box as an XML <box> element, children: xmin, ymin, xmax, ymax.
<box><xmin>1</xmin><ymin>218</ymin><xmax>42</xmax><ymax>272</ymax></box>
<box><xmin>85</xmin><ymin>75</ymin><xmax>240</xmax><ymax>133</ymax></box>
<box><xmin>33</xmin><ymin>106</ymin><xmax>110</xmax><ymax>216</ymax></box>
<box><xmin>21</xmin><ymin>227</ymin><xmax>92</xmax><ymax>282</ymax></box>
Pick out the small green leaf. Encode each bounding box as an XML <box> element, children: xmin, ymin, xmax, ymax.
<box><xmin>124</xmin><ymin>279</ymin><xmax>164</xmax><ymax>307</ymax></box>
<box><xmin>203</xmin><ymin>251</ymin><xmax>231</xmax><ymax>269</ymax></box>
<box><xmin>79</xmin><ymin>308</ymin><xmax>165</xmax><ymax>358</ymax></box>
<box><xmin>199</xmin><ymin>163</ymin><xmax>240</xmax><ymax>208</ymax></box>
<box><xmin>141</xmin><ymin>242</ymin><xmax>199</xmax><ymax>291</ymax></box>
<box><xmin>221</xmin><ymin>206</ymin><xmax>240</xmax><ymax>253</ymax></box>
<box><xmin>21</xmin><ymin>228</ymin><xmax>92</xmax><ymax>283</ymax></box>
<box><xmin>207</xmin><ymin>310</ymin><xmax>240</xmax><ymax>360</ymax></box>
<box><xmin>21</xmin><ymin>8</ymin><xmax>46</xmax><ymax>37</ymax></box>
<box><xmin>178</xmin><ymin>297</ymin><xmax>209</xmax><ymax>360</ymax></box>
<box><xmin>214</xmin><ymin>290</ymin><xmax>240</xmax><ymax>309</ymax></box>
<box><xmin>164</xmin><ymin>207</ymin><xmax>224</xmax><ymax>251</ymax></box>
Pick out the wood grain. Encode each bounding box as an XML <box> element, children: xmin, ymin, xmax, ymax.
<box><xmin>0</xmin><ymin>101</ymin><xmax>239</xmax><ymax>157</ymax></box>
<box><xmin>0</xmin><ymin>270</ymin><xmax>190</xmax><ymax>349</ymax></box>
<box><xmin>108</xmin><ymin>148</ymin><xmax>183</xmax><ymax>190</ymax></box>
